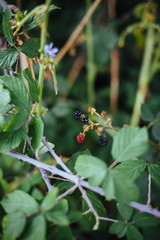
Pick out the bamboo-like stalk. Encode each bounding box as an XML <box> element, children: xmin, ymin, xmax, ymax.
<box><xmin>130</xmin><ymin>27</ymin><xmax>155</xmax><ymax>126</ymax></box>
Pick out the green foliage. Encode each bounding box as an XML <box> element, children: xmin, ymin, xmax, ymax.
<box><xmin>109</xmin><ymin>221</ymin><xmax>127</xmax><ymax>238</ymax></box>
<box><xmin>148</xmin><ymin>164</ymin><xmax>160</xmax><ymax>185</ymax></box>
<box><xmin>117</xmin><ymin>203</ymin><xmax>133</xmax><ymax>221</ymax></box>
<box><xmin>1</xmin><ymin>190</ymin><xmax>39</xmax><ymax>214</ymax></box>
<box><xmin>132</xmin><ymin>212</ymin><xmax>159</xmax><ymax>227</ymax></box>
<box><xmin>75</xmin><ymin>154</ymin><xmax>107</xmax><ymax>186</ymax></box>
<box><xmin>0</xmin><ymin>48</ymin><xmax>18</xmax><ymax>69</ymax></box>
<box><xmin>0</xmin><ymin>86</ymin><xmax>10</xmax><ymax>124</ymax></box>
<box><xmin>22</xmin><ymin>214</ymin><xmax>46</xmax><ymax>240</ymax></box>
<box><xmin>115</xmin><ymin>159</ymin><xmax>146</xmax><ymax>181</ymax></box>
<box><xmin>28</xmin><ymin>114</ymin><xmax>44</xmax><ymax>153</ymax></box>
<box><xmin>126</xmin><ymin>225</ymin><xmax>144</xmax><ymax>240</ymax></box>
<box><xmin>23</xmin><ymin>68</ymin><xmax>39</xmax><ymax>102</ymax></box>
<box><xmin>0</xmin><ymin>76</ymin><xmax>32</xmax><ymax>112</ymax></box>
<box><xmin>0</xmin><ymin>127</ymin><xmax>27</xmax><ymax>153</ymax></box>
<box><xmin>4</xmin><ymin>111</ymin><xmax>28</xmax><ymax>132</ymax></box>
<box><xmin>140</xmin><ymin>104</ymin><xmax>154</xmax><ymax>122</ymax></box>
<box><xmin>112</xmin><ymin>127</ymin><xmax>148</xmax><ymax>162</ymax></box>
<box><xmin>20</xmin><ymin>38</ymin><xmax>40</xmax><ymax>58</ymax></box>
<box><xmin>2</xmin><ymin>6</ymin><xmax>15</xmax><ymax>46</ymax></box>
<box><xmin>2</xmin><ymin>212</ymin><xmax>26</xmax><ymax>240</ymax></box>
<box><xmin>41</xmin><ymin>187</ymin><xmax>58</xmax><ymax>212</ymax></box>
<box><xmin>102</xmin><ymin>169</ymin><xmax>139</xmax><ymax>203</ymax></box>
<box><xmin>152</xmin><ymin>122</ymin><xmax>160</xmax><ymax>140</ymax></box>
<box><xmin>45</xmin><ymin>211</ymin><xmax>69</xmax><ymax>226</ymax></box>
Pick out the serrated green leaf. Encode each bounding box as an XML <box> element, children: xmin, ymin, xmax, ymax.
<box><xmin>126</xmin><ymin>225</ymin><xmax>144</xmax><ymax>240</ymax></box>
<box><xmin>23</xmin><ymin>68</ymin><xmax>39</xmax><ymax>102</ymax></box>
<box><xmin>1</xmin><ymin>190</ymin><xmax>39</xmax><ymax>214</ymax></box>
<box><xmin>3</xmin><ymin>7</ymin><xmax>15</xmax><ymax>46</ymax></box>
<box><xmin>112</xmin><ymin>127</ymin><xmax>148</xmax><ymax>162</ymax></box>
<box><xmin>20</xmin><ymin>38</ymin><xmax>40</xmax><ymax>58</ymax></box>
<box><xmin>140</xmin><ymin>104</ymin><xmax>154</xmax><ymax>122</ymax></box>
<box><xmin>55</xmin><ymin>226</ymin><xmax>73</xmax><ymax>240</ymax></box>
<box><xmin>4</xmin><ymin>111</ymin><xmax>28</xmax><ymax>132</ymax></box>
<box><xmin>115</xmin><ymin>159</ymin><xmax>146</xmax><ymax>181</ymax></box>
<box><xmin>0</xmin><ymin>127</ymin><xmax>27</xmax><ymax>153</ymax></box>
<box><xmin>0</xmin><ymin>48</ymin><xmax>18</xmax><ymax>69</ymax></box>
<box><xmin>2</xmin><ymin>212</ymin><xmax>26</xmax><ymax>240</ymax></box>
<box><xmin>148</xmin><ymin>164</ymin><xmax>160</xmax><ymax>185</ymax></box>
<box><xmin>41</xmin><ymin>187</ymin><xmax>58</xmax><ymax>212</ymax></box>
<box><xmin>0</xmin><ymin>76</ymin><xmax>32</xmax><ymax>112</ymax></box>
<box><xmin>132</xmin><ymin>212</ymin><xmax>159</xmax><ymax>227</ymax></box>
<box><xmin>53</xmin><ymin>199</ymin><xmax>69</xmax><ymax>214</ymax></box>
<box><xmin>109</xmin><ymin>221</ymin><xmax>127</xmax><ymax>238</ymax></box>
<box><xmin>29</xmin><ymin>114</ymin><xmax>44</xmax><ymax>152</ymax></box>
<box><xmin>117</xmin><ymin>203</ymin><xmax>133</xmax><ymax>220</ymax></box>
<box><xmin>45</xmin><ymin>210</ymin><xmax>69</xmax><ymax>226</ymax></box>
<box><xmin>75</xmin><ymin>155</ymin><xmax>107</xmax><ymax>186</ymax></box>
<box><xmin>31</xmin><ymin>188</ymin><xmax>43</xmax><ymax>201</ymax></box>
<box><xmin>0</xmin><ymin>86</ymin><xmax>10</xmax><ymax>113</ymax></box>
<box><xmin>152</xmin><ymin>122</ymin><xmax>160</xmax><ymax>140</ymax></box>
<box><xmin>68</xmin><ymin>211</ymin><xmax>82</xmax><ymax>223</ymax></box>
<box><xmin>102</xmin><ymin>170</ymin><xmax>139</xmax><ymax>203</ymax></box>
<box><xmin>23</xmin><ymin>214</ymin><xmax>46</xmax><ymax>240</ymax></box>
<box><xmin>82</xmin><ymin>191</ymin><xmax>107</xmax><ymax>230</ymax></box>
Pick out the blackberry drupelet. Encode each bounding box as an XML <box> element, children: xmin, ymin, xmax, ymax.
<box><xmin>99</xmin><ymin>136</ymin><xmax>109</xmax><ymax>146</ymax></box>
<box><xmin>81</xmin><ymin>115</ymin><xmax>89</xmax><ymax>124</ymax></box>
<box><xmin>72</xmin><ymin>110</ymin><xmax>82</xmax><ymax>120</ymax></box>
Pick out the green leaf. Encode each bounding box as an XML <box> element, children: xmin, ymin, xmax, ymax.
<box><xmin>102</xmin><ymin>170</ymin><xmax>139</xmax><ymax>203</ymax></box>
<box><xmin>41</xmin><ymin>187</ymin><xmax>58</xmax><ymax>212</ymax></box>
<box><xmin>0</xmin><ymin>86</ymin><xmax>11</xmax><ymax>113</ymax></box>
<box><xmin>53</xmin><ymin>199</ymin><xmax>69</xmax><ymax>214</ymax></box>
<box><xmin>45</xmin><ymin>210</ymin><xmax>69</xmax><ymax>226</ymax></box>
<box><xmin>148</xmin><ymin>164</ymin><xmax>160</xmax><ymax>185</ymax></box>
<box><xmin>4</xmin><ymin>111</ymin><xmax>28</xmax><ymax>132</ymax></box>
<box><xmin>109</xmin><ymin>221</ymin><xmax>127</xmax><ymax>238</ymax></box>
<box><xmin>126</xmin><ymin>225</ymin><xmax>144</xmax><ymax>240</ymax></box>
<box><xmin>38</xmin><ymin>141</ymin><xmax>55</xmax><ymax>156</ymax></box>
<box><xmin>0</xmin><ymin>169</ymin><xmax>9</xmax><ymax>191</ymax></box>
<box><xmin>117</xmin><ymin>203</ymin><xmax>133</xmax><ymax>220</ymax></box>
<box><xmin>2</xmin><ymin>212</ymin><xmax>26</xmax><ymax>240</ymax></box>
<box><xmin>23</xmin><ymin>214</ymin><xmax>46</xmax><ymax>240</ymax></box>
<box><xmin>132</xmin><ymin>212</ymin><xmax>159</xmax><ymax>227</ymax></box>
<box><xmin>0</xmin><ymin>48</ymin><xmax>18</xmax><ymax>69</ymax></box>
<box><xmin>29</xmin><ymin>115</ymin><xmax>44</xmax><ymax>153</ymax></box>
<box><xmin>66</xmin><ymin>149</ymin><xmax>91</xmax><ymax>173</ymax></box>
<box><xmin>112</xmin><ymin>127</ymin><xmax>148</xmax><ymax>162</ymax></box>
<box><xmin>55</xmin><ymin>226</ymin><xmax>73</xmax><ymax>240</ymax></box>
<box><xmin>1</xmin><ymin>190</ymin><xmax>39</xmax><ymax>214</ymax></box>
<box><xmin>152</xmin><ymin>122</ymin><xmax>160</xmax><ymax>140</ymax></box>
<box><xmin>82</xmin><ymin>191</ymin><xmax>107</xmax><ymax>230</ymax></box>
<box><xmin>23</xmin><ymin>68</ymin><xmax>39</xmax><ymax>102</ymax></box>
<box><xmin>0</xmin><ymin>76</ymin><xmax>32</xmax><ymax>112</ymax></box>
<box><xmin>68</xmin><ymin>211</ymin><xmax>82</xmax><ymax>223</ymax></box>
<box><xmin>75</xmin><ymin>154</ymin><xmax>107</xmax><ymax>186</ymax></box>
<box><xmin>115</xmin><ymin>159</ymin><xmax>146</xmax><ymax>181</ymax></box>
<box><xmin>20</xmin><ymin>38</ymin><xmax>40</xmax><ymax>58</ymax></box>
<box><xmin>140</xmin><ymin>104</ymin><xmax>154</xmax><ymax>122</ymax></box>
<box><xmin>3</xmin><ymin>7</ymin><xmax>15</xmax><ymax>46</ymax></box>
<box><xmin>31</xmin><ymin>188</ymin><xmax>43</xmax><ymax>201</ymax></box>
<box><xmin>0</xmin><ymin>127</ymin><xmax>27</xmax><ymax>153</ymax></box>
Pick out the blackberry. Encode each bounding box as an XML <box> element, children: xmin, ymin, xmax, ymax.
<box><xmin>81</xmin><ymin>115</ymin><xmax>89</xmax><ymax>124</ymax></box>
<box><xmin>99</xmin><ymin>136</ymin><xmax>109</xmax><ymax>146</ymax></box>
<box><xmin>77</xmin><ymin>133</ymin><xmax>85</xmax><ymax>143</ymax></box>
<box><xmin>72</xmin><ymin>110</ymin><xmax>82</xmax><ymax>120</ymax></box>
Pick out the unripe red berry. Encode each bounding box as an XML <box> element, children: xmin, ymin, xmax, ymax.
<box><xmin>76</xmin><ymin>133</ymin><xmax>85</xmax><ymax>143</ymax></box>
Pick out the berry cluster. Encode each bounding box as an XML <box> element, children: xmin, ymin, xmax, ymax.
<box><xmin>72</xmin><ymin>108</ymin><xmax>111</xmax><ymax>146</ymax></box>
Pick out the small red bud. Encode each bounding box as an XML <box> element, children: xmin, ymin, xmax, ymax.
<box><xmin>76</xmin><ymin>133</ymin><xmax>85</xmax><ymax>143</ymax></box>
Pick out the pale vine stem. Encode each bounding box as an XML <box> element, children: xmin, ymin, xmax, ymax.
<box><xmin>5</xmin><ymin>151</ymin><xmax>160</xmax><ymax>220</ymax></box>
<box><xmin>147</xmin><ymin>174</ymin><xmax>151</xmax><ymax>206</ymax></box>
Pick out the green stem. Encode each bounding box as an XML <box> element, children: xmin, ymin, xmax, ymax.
<box><xmin>86</xmin><ymin>0</ymin><xmax>96</xmax><ymax>107</ymax></box>
<box><xmin>130</xmin><ymin>27</ymin><xmax>155</xmax><ymax>126</ymax></box>
<box><xmin>38</xmin><ymin>0</ymin><xmax>51</xmax><ymax>115</ymax></box>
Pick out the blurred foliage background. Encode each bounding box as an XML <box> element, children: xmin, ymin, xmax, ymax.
<box><xmin>1</xmin><ymin>0</ymin><xmax>160</xmax><ymax>239</ymax></box>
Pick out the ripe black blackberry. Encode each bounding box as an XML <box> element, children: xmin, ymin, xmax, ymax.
<box><xmin>81</xmin><ymin>114</ymin><xmax>89</xmax><ymax>124</ymax></box>
<box><xmin>99</xmin><ymin>136</ymin><xmax>109</xmax><ymax>146</ymax></box>
<box><xmin>72</xmin><ymin>110</ymin><xmax>82</xmax><ymax>120</ymax></box>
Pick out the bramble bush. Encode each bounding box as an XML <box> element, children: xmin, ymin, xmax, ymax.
<box><xmin>0</xmin><ymin>0</ymin><xmax>160</xmax><ymax>239</ymax></box>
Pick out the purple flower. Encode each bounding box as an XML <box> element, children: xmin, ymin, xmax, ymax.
<box><xmin>44</xmin><ymin>42</ymin><xmax>58</xmax><ymax>58</ymax></box>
